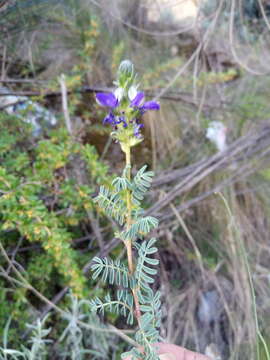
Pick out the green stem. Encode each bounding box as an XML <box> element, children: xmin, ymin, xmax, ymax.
<box><xmin>124</xmin><ymin>144</ymin><xmax>142</xmax><ymax>326</ymax></box>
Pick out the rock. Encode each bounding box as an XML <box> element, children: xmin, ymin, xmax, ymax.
<box><xmin>0</xmin><ymin>86</ymin><xmax>57</xmax><ymax>136</ymax></box>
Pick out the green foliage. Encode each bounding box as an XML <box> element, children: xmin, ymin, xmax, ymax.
<box><xmin>0</xmin><ymin>109</ymin><xmax>111</xmax><ymax>346</ymax></box>
<box><xmin>0</xmin><ymin>280</ymin><xmax>30</xmax><ymax>348</ymax></box>
<box><xmin>27</xmin><ymin>254</ymin><xmax>55</xmax><ymax>294</ymax></box>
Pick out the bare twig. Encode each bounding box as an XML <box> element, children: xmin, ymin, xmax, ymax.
<box><xmin>59</xmin><ymin>74</ymin><xmax>72</xmax><ymax>135</ymax></box>
<box><xmin>6</xmin><ymin>236</ymin><xmax>24</xmax><ymax>274</ymax></box>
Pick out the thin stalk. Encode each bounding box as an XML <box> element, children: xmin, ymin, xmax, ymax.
<box><xmin>124</xmin><ymin>145</ymin><xmax>142</xmax><ymax>325</ymax></box>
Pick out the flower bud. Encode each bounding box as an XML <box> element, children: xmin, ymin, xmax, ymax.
<box><xmin>118</xmin><ymin>60</ymin><xmax>134</xmax><ymax>78</ymax></box>
<box><xmin>117</xmin><ymin>60</ymin><xmax>135</xmax><ymax>88</ymax></box>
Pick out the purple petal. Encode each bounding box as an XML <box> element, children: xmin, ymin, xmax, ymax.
<box><xmin>96</xmin><ymin>93</ymin><xmax>118</xmax><ymax>108</ymax></box>
<box><xmin>103</xmin><ymin>112</ymin><xmax>115</xmax><ymax>124</ymax></box>
<box><xmin>142</xmin><ymin>101</ymin><xmax>160</xmax><ymax>111</ymax></box>
<box><xmin>134</xmin><ymin>123</ymin><xmax>144</xmax><ymax>137</ymax></box>
<box><xmin>118</xmin><ymin>116</ymin><xmax>128</xmax><ymax>128</ymax></box>
<box><xmin>130</xmin><ymin>92</ymin><xmax>145</xmax><ymax>107</ymax></box>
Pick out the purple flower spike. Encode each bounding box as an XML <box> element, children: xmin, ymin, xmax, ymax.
<box><xmin>96</xmin><ymin>92</ymin><xmax>118</xmax><ymax>108</ymax></box>
<box><xmin>142</xmin><ymin>101</ymin><xmax>160</xmax><ymax>111</ymax></box>
<box><xmin>130</xmin><ymin>92</ymin><xmax>144</xmax><ymax>107</ymax></box>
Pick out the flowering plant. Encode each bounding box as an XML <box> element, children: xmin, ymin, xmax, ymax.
<box><xmin>95</xmin><ymin>60</ymin><xmax>159</xmax><ymax>152</ymax></box>
<box><xmin>90</xmin><ymin>60</ymin><xmax>161</xmax><ymax>359</ymax></box>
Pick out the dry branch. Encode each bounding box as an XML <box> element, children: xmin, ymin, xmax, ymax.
<box><xmin>0</xmin><ymin>82</ymin><xmax>223</xmax><ymax>109</ymax></box>
<box><xmin>150</xmin><ymin>124</ymin><xmax>270</xmax><ymax>217</ymax></box>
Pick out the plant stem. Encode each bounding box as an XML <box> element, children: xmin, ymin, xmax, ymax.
<box><xmin>125</xmin><ymin>146</ymin><xmax>133</xmax><ymax>270</ymax></box>
<box><xmin>124</xmin><ymin>145</ymin><xmax>142</xmax><ymax>325</ymax></box>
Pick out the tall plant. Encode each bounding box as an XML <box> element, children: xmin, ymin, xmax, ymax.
<box><xmin>91</xmin><ymin>60</ymin><xmax>161</xmax><ymax>359</ymax></box>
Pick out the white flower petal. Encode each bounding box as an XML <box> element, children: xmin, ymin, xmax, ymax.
<box><xmin>114</xmin><ymin>87</ymin><xmax>125</xmax><ymax>101</ymax></box>
<box><xmin>128</xmin><ymin>85</ymin><xmax>138</xmax><ymax>101</ymax></box>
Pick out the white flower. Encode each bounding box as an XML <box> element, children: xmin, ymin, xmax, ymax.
<box><xmin>206</xmin><ymin>121</ymin><xmax>227</xmax><ymax>152</ymax></box>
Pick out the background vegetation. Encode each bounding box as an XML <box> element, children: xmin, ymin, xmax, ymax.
<box><xmin>1</xmin><ymin>0</ymin><xmax>270</xmax><ymax>359</ymax></box>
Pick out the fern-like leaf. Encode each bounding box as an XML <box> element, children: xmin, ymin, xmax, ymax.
<box><xmin>117</xmin><ymin>290</ymin><xmax>134</xmax><ymax>324</ymax></box>
<box><xmin>90</xmin><ymin>294</ymin><xmax>134</xmax><ymax>324</ymax></box>
<box><xmin>129</xmin><ymin>290</ymin><xmax>161</xmax><ymax>360</ymax></box>
<box><xmin>140</xmin><ymin>290</ymin><xmax>161</xmax><ymax>330</ymax></box>
<box><xmin>91</xmin><ymin>257</ymin><xmax>130</xmax><ymax>287</ymax></box>
<box><xmin>112</xmin><ymin>176</ymin><xmax>131</xmax><ymax>192</ymax></box>
<box><xmin>94</xmin><ymin>186</ymin><xmax>126</xmax><ymax>225</ymax></box>
<box><xmin>122</xmin><ymin>216</ymin><xmax>159</xmax><ymax>241</ymax></box>
<box><xmin>135</xmin><ymin>238</ymin><xmax>159</xmax><ymax>294</ymax></box>
<box><xmin>131</xmin><ymin>165</ymin><xmax>154</xmax><ymax>206</ymax></box>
